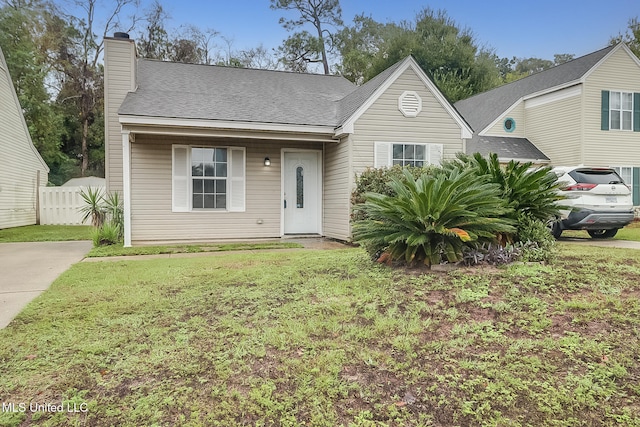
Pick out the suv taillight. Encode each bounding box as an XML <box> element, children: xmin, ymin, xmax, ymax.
<box><xmin>564</xmin><ymin>183</ymin><xmax>597</xmax><ymax>191</ymax></box>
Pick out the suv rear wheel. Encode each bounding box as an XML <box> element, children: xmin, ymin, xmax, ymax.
<box><xmin>587</xmin><ymin>228</ymin><xmax>619</xmax><ymax>239</ymax></box>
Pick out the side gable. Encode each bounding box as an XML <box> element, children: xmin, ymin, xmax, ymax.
<box><xmin>0</xmin><ymin>46</ymin><xmax>49</xmax><ymax>228</ymax></box>
<box><xmin>336</xmin><ymin>56</ymin><xmax>473</xmax><ymax>139</ymax></box>
<box><xmin>0</xmin><ymin>46</ymin><xmax>48</xmax><ymax>172</ymax></box>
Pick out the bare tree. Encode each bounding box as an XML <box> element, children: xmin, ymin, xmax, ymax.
<box><xmin>271</xmin><ymin>0</ymin><xmax>343</xmax><ymax>74</ymax></box>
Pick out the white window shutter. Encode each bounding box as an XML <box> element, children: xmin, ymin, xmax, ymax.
<box><xmin>374</xmin><ymin>142</ymin><xmax>392</xmax><ymax>168</ymax></box>
<box><xmin>172</xmin><ymin>145</ymin><xmax>190</xmax><ymax>212</ymax></box>
<box><xmin>228</xmin><ymin>148</ymin><xmax>246</xmax><ymax>212</ymax></box>
<box><xmin>429</xmin><ymin>144</ymin><xmax>443</xmax><ymax>166</ymax></box>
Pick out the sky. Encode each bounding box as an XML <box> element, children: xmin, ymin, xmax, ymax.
<box><xmin>96</xmin><ymin>0</ymin><xmax>640</xmax><ymax>61</ymax></box>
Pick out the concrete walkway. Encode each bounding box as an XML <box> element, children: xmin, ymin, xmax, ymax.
<box><xmin>0</xmin><ymin>241</ymin><xmax>92</xmax><ymax>329</ymax></box>
<box><xmin>559</xmin><ymin>237</ymin><xmax>640</xmax><ymax>250</ymax></box>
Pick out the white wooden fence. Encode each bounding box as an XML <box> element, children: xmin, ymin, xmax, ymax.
<box><xmin>39</xmin><ymin>186</ymin><xmax>104</xmax><ymax>225</ymax></box>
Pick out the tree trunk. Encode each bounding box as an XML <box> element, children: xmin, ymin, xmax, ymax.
<box><xmin>314</xmin><ymin>17</ymin><xmax>329</xmax><ymax>74</ymax></box>
<box><xmin>81</xmin><ymin>116</ymin><xmax>89</xmax><ymax>176</ymax></box>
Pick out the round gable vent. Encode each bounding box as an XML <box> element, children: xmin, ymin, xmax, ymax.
<box><xmin>398</xmin><ymin>91</ymin><xmax>422</xmax><ymax>118</ymax></box>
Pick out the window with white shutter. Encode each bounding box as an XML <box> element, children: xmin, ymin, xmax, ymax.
<box><xmin>374</xmin><ymin>142</ymin><xmax>443</xmax><ymax>168</ymax></box>
<box><xmin>172</xmin><ymin>145</ymin><xmax>245</xmax><ymax>212</ymax></box>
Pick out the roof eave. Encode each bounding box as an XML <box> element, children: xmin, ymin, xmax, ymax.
<box><xmin>118</xmin><ymin>114</ymin><xmax>335</xmax><ymax>136</ymax></box>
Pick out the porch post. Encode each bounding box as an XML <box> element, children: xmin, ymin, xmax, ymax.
<box><xmin>122</xmin><ymin>130</ymin><xmax>132</xmax><ymax>247</ymax></box>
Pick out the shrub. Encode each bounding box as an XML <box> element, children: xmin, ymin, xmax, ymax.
<box><xmin>352</xmin><ymin>168</ymin><xmax>516</xmax><ymax>267</ymax></box>
<box><xmin>462</xmin><ymin>243</ymin><xmax>523</xmax><ymax>266</ymax></box>
<box><xmin>92</xmin><ymin>222</ymin><xmax>121</xmax><ymax>246</ymax></box>
<box><xmin>516</xmin><ymin>214</ymin><xmax>557</xmax><ymax>263</ymax></box>
<box><xmin>442</xmin><ymin>153</ymin><xmax>564</xmax><ymax>223</ymax></box>
<box><xmin>351</xmin><ymin>165</ymin><xmax>437</xmax><ymax>221</ymax></box>
<box><xmin>79</xmin><ymin>186</ymin><xmax>106</xmax><ymax>227</ymax></box>
<box><xmin>80</xmin><ymin>188</ymin><xmax>124</xmax><ymax>246</ymax></box>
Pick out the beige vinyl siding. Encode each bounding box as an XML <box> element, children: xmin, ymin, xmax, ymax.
<box><xmin>130</xmin><ymin>135</ymin><xmax>321</xmax><ymax>243</ymax></box>
<box><xmin>323</xmin><ymin>138</ymin><xmax>351</xmax><ymax>241</ymax></box>
<box><xmin>104</xmin><ymin>38</ymin><xmax>136</xmax><ymax>194</ymax></box>
<box><xmin>484</xmin><ymin>102</ymin><xmax>525</xmax><ymax>137</ymax></box>
<box><xmin>582</xmin><ymin>47</ymin><xmax>640</xmax><ymax>166</ymax></box>
<box><xmin>525</xmin><ymin>93</ymin><xmax>582</xmax><ymax>165</ymax></box>
<box><xmin>0</xmin><ymin>49</ymin><xmax>48</xmax><ymax>229</ymax></box>
<box><xmin>351</xmin><ymin>67</ymin><xmax>464</xmax><ymax>175</ymax></box>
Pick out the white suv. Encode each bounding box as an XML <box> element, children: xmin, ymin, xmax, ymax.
<box><xmin>551</xmin><ymin>167</ymin><xmax>634</xmax><ymax>238</ymax></box>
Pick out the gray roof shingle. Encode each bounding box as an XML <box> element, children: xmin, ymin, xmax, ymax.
<box><xmin>119</xmin><ymin>59</ymin><xmax>359</xmax><ymax>126</ymax></box>
<box><xmin>467</xmin><ymin>135</ymin><xmax>550</xmax><ymax>161</ymax></box>
<box><xmin>454</xmin><ymin>45</ymin><xmax>615</xmax><ymax>131</ymax></box>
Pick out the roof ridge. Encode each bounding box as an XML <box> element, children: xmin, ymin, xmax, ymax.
<box><xmin>459</xmin><ymin>44</ymin><xmax>617</xmax><ymax>104</ymax></box>
<box><xmin>138</xmin><ymin>57</ymin><xmax>354</xmax><ymax>80</ymax></box>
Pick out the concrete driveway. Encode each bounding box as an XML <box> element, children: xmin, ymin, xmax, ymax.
<box><xmin>0</xmin><ymin>241</ymin><xmax>92</xmax><ymax>329</ymax></box>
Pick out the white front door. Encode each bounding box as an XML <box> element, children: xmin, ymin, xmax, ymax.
<box><xmin>283</xmin><ymin>151</ymin><xmax>321</xmax><ymax>234</ymax></box>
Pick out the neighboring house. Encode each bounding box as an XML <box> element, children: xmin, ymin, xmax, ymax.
<box><xmin>0</xmin><ymin>45</ymin><xmax>49</xmax><ymax>229</ymax></box>
<box><xmin>455</xmin><ymin>43</ymin><xmax>640</xmax><ymax>205</ymax></box>
<box><xmin>104</xmin><ymin>33</ymin><xmax>472</xmax><ymax>246</ymax></box>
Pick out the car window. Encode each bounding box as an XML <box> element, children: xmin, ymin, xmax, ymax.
<box><xmin>568</xmin><ymin>169</ymin><xmax>625</xmax><ymax>185</ymax></box>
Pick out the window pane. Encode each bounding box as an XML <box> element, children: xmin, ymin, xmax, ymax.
<box><xmin>392</xmin><ymin>159</ymin><xmax>402</xmax><ymax>166</ymax></box>
<box><xmin>215</xmin><ymin>148</ymin><xmax>227</xmax><ymax>162</ymax></box>
<box><xmin>623</xmin><ymin>92</ymin><xmax>633</xmax><ymax>110</ymax></box>
<box><xmin>203</xmin><ymin>195</ymin><xmax>215</xmax><ymax>209</ymax></box>
<box><xmin>415</xmin><ymin>145</ymin><xmax>425</xmax><ymax>160</ymax></box>
<box><xmin>192</xmin><ymin>194</ymin><xmax>203</xmax><ymax>209</ymax></box>
<box><xmin>296</xmin><ymin>166</ymin><xmax>304</xmax><ymax>208</ymax></box>
<box><xmin>404</xmin><ymin>144</ymin><xmax>414</xmax><ymax>159</ymax></box>
<box><xmin>215</xmin><ymin>180</ymin><xmax>226</xmax><ymax>194</ymax></box>
<box><xmin>415</xmin><ymin>161</ymin><xmax>424</xmax><ymax>168</ymax></box>
<box><xmin>193</xmin><ymin>179</ymin><xmax>203</xmax><ymax>193</ymax></box>
<box><xmin>216</xmin><ymin>163</ymin><xmax>227</xmax><ymax>177</ymax></box>
<box><xmin>611</xmin><ymin>111</ymin><xmax>621</xmax><ymax>129</ymax></box>
<box><xmin>193</xmin><ymin>162</ymin><xmax>205</xmax><ymax>177</ymax></box>
<box><xmin>192</xmin><ymin>148</ymin><xmax>204</xmax><ymax>161</ymax></box>
<box><xmin>393</xmin><ymin>144</ymin><xmax>403</xmax><ymax>160</ymax></box>
<box><xmin>202</xmin><ymin>148</ymin><xmax>215</xmax><ymax>162</ymax></box>
<box><xmin>216</xmin><ymin>195</ymin><xmax>226</xmax><ymax>209</ymax></box>
<box><xmin>623</xmin><ymin>111</ymin><xmax>632</xmax><ymax>130</ymax></box>
<box><xmin>204</xmin><ymin>179</ymin><xmax>214</xmax><ymax>193</ymax></box>
<box><xmin>611</xmin><ymin>91</ymin><xmax>621</xmax><ymax>109</ymax></box>
<box><xmin>204</xmin><ymin>163</ymin><xmax>215</xmax><ymax>177</ymax></box>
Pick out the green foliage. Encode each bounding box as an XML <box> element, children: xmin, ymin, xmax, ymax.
<box><xmin>80</xmin><ymin>187</ymin><xmax>124</xmax><ymax>245</ymax></box>
<box><xmin>79</xmin><ymin>186</ymin><xmax>106</xmax><ymax>228</ymax></box>
<box><xmin>351</xmin><ymin>165</ymin><xmax>437</xmax><ymax>220</ymax></box>
<box><xmin>516</xmin><ymin>214</ymin><xmax>557</xmax><ymax>263</ymax></box>
<box><xmin>442</xmin><ymin>152</ymin><xmax>564</xmax><ymax>223</ymax></box>
<box><xmin>352</xmin><ymin>168</ymin><xmax>516</xmax><ymax>266</ymax></box>
<box><xmin>91</xmin><ymin>222</ymin><xmax>121</xmax><ymax>246</ymax></box>
<box><xmin>271</xmin><ymin>0</ymin><xmax>343</xmax><ymax>74</ymax></box>
<box><xmin>103</xmin><ymin>191</ymin><xmax>124</xmax><ymax>239</ymax></box>
<box><xmin>338</xmin><ymin>8</ymin><xmax>502</xmax><ymax>101</ymax></box>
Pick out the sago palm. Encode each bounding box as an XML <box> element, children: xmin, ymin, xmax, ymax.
<box><xmin>352</xmin><ymin>168</ymin><xmax>516</xmax><ymax>266</ymax></box>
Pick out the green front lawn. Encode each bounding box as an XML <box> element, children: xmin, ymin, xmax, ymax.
<box><xmin>0</xmin><ymin>225</ymin><xmax>92</xmax><ymax>242</ymax></box>
<box><xmin>1</xmin><ymin>245</ymin><xmax>639</xmax><ymax>426</ymax></box>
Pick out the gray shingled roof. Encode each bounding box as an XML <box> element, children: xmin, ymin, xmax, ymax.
<box><xmin>454</xmin><ymin>45</ymin><xmax>615</xmax><ymax>132</ymax></box>
<box><xmin>119</xmin><ymin>59</ymin><xmax>359</xmax><ymax>126</ymax></box>
<box><xmin>467</xmin><ymin>135</ymin><xmax>550</xmax><ymax>161</ymax></box>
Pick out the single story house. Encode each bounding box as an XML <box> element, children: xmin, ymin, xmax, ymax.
<box><xmin>105</xmin><ymin>32</ymin><xmax>640</xmax><ymax>246</ymax></box>
<box><xmin>454</xmin><ymin>43</ymin><xmax>640</xmax><ymax>205</ymax></box>
<box><xmin>104</xmin><ymin>33</ymin><xmax>472</xmax><ymax>246</ymax></box>
<box><xmin>0</xmin><ymin>45</ymin><xmax>49</xmax><ymax>229</ymax></box>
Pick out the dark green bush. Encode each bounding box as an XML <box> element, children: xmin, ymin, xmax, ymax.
<box><xmin>352</xmin><ymin>168</ymin><xmax>516</xmax><ymax>267</ymax></box>
<box><xmin>351</xmin><ymin>165</ymin><xmax>437</xmax><ymax>221</ymax></box>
